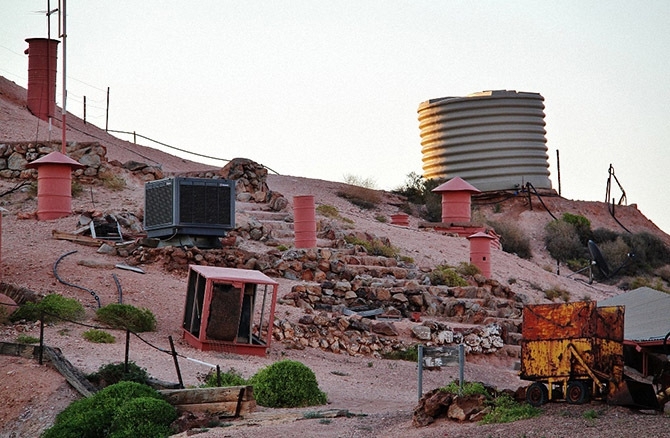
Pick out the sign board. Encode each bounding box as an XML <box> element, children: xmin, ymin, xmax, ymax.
<box><xmin>422</xmin><ymin>346</ymin><xmax>460</xmax><ymax>367</ymax></box>
<box><xmin>417</xmin><ymin>344</ymin><xmax>465</xmax><ymax>400</ymax></box>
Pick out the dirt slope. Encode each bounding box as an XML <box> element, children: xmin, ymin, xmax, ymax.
<box><xmin>1</xmin><ymin>75</ymin><xmax>669</xmax><ymax>437</ymax></box>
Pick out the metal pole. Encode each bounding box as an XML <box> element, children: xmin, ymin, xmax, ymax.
<box><xmin>124</xmin><ymin>329</ymin><xmax>130</xmax><ymax>373</ymax></box>
<box><xmin>556</xmin><ymin>149</ymin><xmax>562</xmax><ymax>197</ymax></box>
<box><xmin>83</xmin><ymin>95</ymin><xmax>86</xmax><ymax>124</ymax></box>
<box><xmin>169</xmin><ymin>335</ymin><xmax>184</xmax><ymax>389</ymax></box>
<box><xmin>417</xmin><ymin>345</ymin><xmax>424</xmax><ymax>400</ymax></box>
<box><xmin>105</xmin><ymin>86</ymin><xmax>110</xmax><ymax>131</ymax></box>
<box><xmin>39</xmin><ymin>311</ymin><xmax>45</xmax><ymax>365</ymax></box>
<box><xmin>60</xmin><ymin>0</ymin><xmax>67</xmax><ymax>154</ymax></box>
<box><xmin>458</xmin><ymin>343</ymin><xmax>465</xmax><ymax>395</ymax></box>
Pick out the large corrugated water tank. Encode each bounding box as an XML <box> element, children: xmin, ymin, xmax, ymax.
<box><xmin>418</xmin><ymin>90</ymin><xmax>552</xmax><ymax>191</ymax></box>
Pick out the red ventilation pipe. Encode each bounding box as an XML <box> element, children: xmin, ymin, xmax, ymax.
<box><xmin>25</xmin><ymin>38</ymin><xmax>60</xmax><ymax>121</ymax></box>
<box><xmin>293</xmin><ymin>195</ymin><xmax>317</xmax><ymax>248</ymax></box>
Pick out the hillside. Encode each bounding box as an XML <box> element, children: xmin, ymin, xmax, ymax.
<box><xmin>1</xmin><ymin>75</ymin><xmax>670</xmax><ymax>437</ymax></box>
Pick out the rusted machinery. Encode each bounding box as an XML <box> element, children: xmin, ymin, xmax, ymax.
<box><xmin>520</xmin><ymin>302</ymin><xmax>661</xmax><ymax>409</ymax></box>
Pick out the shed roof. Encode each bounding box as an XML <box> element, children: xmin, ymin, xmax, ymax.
<box><xmin>598</xmin><ymin>287</ymin><xmax>670</xmax><ymax>343</ymax></box>
<box><xmin>189</xmin><ymin>265</ymin><xmax>278</xmax><ymax>286</ymax></box>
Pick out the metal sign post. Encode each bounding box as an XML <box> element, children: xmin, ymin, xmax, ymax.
<box><xmin>417</xmin><ymin>344</ymin><xmax>465</xmax><ymax>400</ymax></box>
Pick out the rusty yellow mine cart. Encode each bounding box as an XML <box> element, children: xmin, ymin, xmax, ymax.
<box><xmin>520</xmin><ymin>301</ymin><xmax>659</xmax><ymax>409</ymax></box>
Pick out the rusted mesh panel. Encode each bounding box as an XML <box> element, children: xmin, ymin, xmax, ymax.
<box><xmin>522</xmin><ymin>302</ymin><xmax>597</xmax><ymax>340</ymax></box>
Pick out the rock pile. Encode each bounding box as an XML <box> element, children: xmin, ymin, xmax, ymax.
<box><xmin>272</xmin><ymin>312</ymin><xmax>506</xmax><ymax>357</ymax></box>
<box><xmin>0</xmin><ymin>141</ymin><xmax>165</xmax><ymax>182</ymax></box>
<box><xmin>184</xmin><ymin>157</ymin><xmax>288</xmax><ymax>211</ymax></box>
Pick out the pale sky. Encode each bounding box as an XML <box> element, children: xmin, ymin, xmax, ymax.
<box><xmin>1</xmin><ymin>1</ymin><xmax>669</xmax><ymax>233</ymax></box>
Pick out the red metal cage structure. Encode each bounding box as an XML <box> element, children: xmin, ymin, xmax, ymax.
<box><xmin>181</xmin><ymin>265</ymin><xmax>278</xmax><ymax>357</ymax></box>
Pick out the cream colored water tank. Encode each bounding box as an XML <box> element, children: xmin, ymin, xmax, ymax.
<box><xmin>418</xmin><ymin>90</ymin><xmax>552</xmax><ymax>191</ymax></box>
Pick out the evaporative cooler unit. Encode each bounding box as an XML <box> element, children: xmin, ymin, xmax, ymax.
<box><xmin>144</xmin><ymin>177</ymin><xmax>235</xmax><ymax>247</ymax></box>
<box><xmin>181</xmin><ymin>265</ymin><xmax>278</xmax><ymax>356</ymax></box>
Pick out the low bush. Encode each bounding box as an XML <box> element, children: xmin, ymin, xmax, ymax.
<box><xmin>344</xmin><ymin>234</ymin><xmax>399</xmax><ymax>258</ymax></box>
<box><xmin>544</xmin><ymin>286</ymin><xmax>570</xmax><ymax>302</ymax></box>
<box><xmin>83</xmin><ymin>329</ymin><xmax>116</xmax><ymax>344</ymax></box>
<box><xmin>96</xmin><ymin>303</ymin><xmax>157</xmax><ymax>332</ymax></box>
<box><xmin>455</xmin><ymin>262</ymin><xmax>482</xmax><ymax>277</ymax></box>
<box><xmin>108</xmin><ymin>397</ymin><xmax>176</xmax><ymax>438</ymax></box>
<box><xmin>16</xmin><ymin>334</ymin><xmax>39</xmax><ymax>344</ymax></box>
<box><xmin>249</xmin><ymin>360</ymin><xmax>327</xmax><ymax>408</ymax></box>
<box><xmin>429</xmin><ymin>265</ymin><xmax>468</xmax><ymax>287</ymax></box>
<box><xmin>480</xmin><ymin>393</ymin><xmax>541</xmax><ymax>424</ymax></box>
<box><xmin>10</xmin><ymin>293</ymin><xmax>85</xmax><ymax>323</ymax></box>
<box><xmin>544</xmin><ymin>219</ymin><xmax>585</xmax><ymax>262</ymax></box>
<box><xmin>382</xmin><ymin>345</ymin><xmax>419</xmax><ymax>362</ymax></box>
<box><xmin>561</xmin><ymin>213</ymin><xmax>592</xmax><ymax>245</ymax></box>
<box><xmin>488</xmin><ymin>220</ymin><xmax>532</xmax><ymax>259</ymax></box>
<box><xmin>87</xmin><ymin>361</ymin><xmax>149</xmax><ymax>387</ymax></box>
<box><xmin>440</xmin><ymin>381</ymin><xmax>487</xmax><ymax>396</ymax></box>
<box><xmin>200</xmin><ymin>368</ymin><xmax>248</xmax><ymax>388</ymax></box>
<box><xmin>43</xmin><ymin>381</ymin><xmax>175</xmax><ymax>438</ymax></box>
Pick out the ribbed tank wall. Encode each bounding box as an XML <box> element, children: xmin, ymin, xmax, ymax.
<box><xmin>418</xmin><ymin>90</ymin><xmax>552</xmax><ymax>192</ymax></box>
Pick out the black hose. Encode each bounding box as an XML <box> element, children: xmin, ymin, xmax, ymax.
<box><xmin>53</xmin><ymin>250</ymin><xmax>102</xmax><ymax>308</ymax></box>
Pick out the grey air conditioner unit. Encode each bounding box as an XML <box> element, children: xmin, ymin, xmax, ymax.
<box><xmin>144</xmin><ymin>177</ymin><xmax>235</xmax><ymax>239</ymax></box>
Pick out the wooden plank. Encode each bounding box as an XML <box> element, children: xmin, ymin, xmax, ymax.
<box><xmin>43</xmin><ymin>346</ymin><xmax>97</xmax><ymax>397</ymax></box>
<box><xmin>52</xmin><ymin>230</ymin><xmax>106</xmax><ymax>247</ymax></box>
<box><xmin>171</xmin><ymin>400</ymin><xmax>256</xmax><ymax>417</ymax></box>
<box><xmin>159</xmin><ymin>386</ymin><xmax>254</xmax><ymax>405</ymax></box>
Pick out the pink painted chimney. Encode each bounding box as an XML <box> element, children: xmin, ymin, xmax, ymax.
<box><xmin>25</xmin><ymin>38</ymin><xmax>60</xmax><ymax>121</ymax></box>
<box><xmin>432</xmin><ymin>177</ymin><xmax>480</xmax><ymax>223</ymax></box>
<box><xmin>293</xmin><ymin>195</ymin><xmax>317</xmax><ymax>248</ymax></box>
<box><xmin>25</xmin><ymin>151</ymin><xmax>84</xmax><ymax>220</ymax></box>
<box><xmin>467</xmin><ymin>231</ymin><xmax>496</xmax><ymax>278</ymax></box>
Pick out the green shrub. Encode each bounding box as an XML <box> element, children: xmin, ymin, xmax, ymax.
<box><xmin>200</xmin><ymin>368</ymin><xmax>248</xmax><ymax>388</ymax></box>
<box><xmin>343</xmin><ymin>174</ymin><xmax>377</xmax><ymax>189</ymax></box>
<box><xmin>249</xmin><ymin>360</ymin><xmax>327</xmax><ymax>408</ymax></box>
<box><xmin>544</xmin><ymin>219</ymin><xmax>586</xmax><ymax>262</ymax></box>
<box><xmin>455</xmin><ymin>262</ymin><xmax>482</xmax><ymax>277</ymax></box>
<box><xmin>480</xmin><ymin>393</ymin><xmax>541</xmax><ymax>424</ymax></box>
<box><xmin>382</xmin><ymin>345</ymin><xmax>419</xmax><ymax>362</ymax></box>
<box><xmin>392</xmin><ymin>172</ymin><xmax>426</xmax><ymax>205</ymax></box>
<box><xmin>561</xmin><ymin>213</ymin><xmax>592</xmax><ymax>245</ymax></box>
<box><xmin>429</xmin><ymin>265</ymin><xmax>468</xmax><ymax>287</ymax></box>
<box><xmin>96</xmin><ymin>303</ymin><xmax>156</xmax><ymax>332</ymax></box>
<box><xmin>10</xmin><ymin>293</ymin><xmax>85</xmax><ymax>323</ymax></box>
<box><xmin>101</xmin><ymin>174</ymin><xmax>127</xmax><ymax>191</ymax></box>
<box><xmin>440</xmin><ymin>381</ymin><xmax>488</xmax><ymax>396</ymax></box>
<box><xmin>591</xmin><ymin>227</ymin><xmax>619</xmax><ymax>244</ymax></box>
<box><xmin>316</xmin><ymin>204</ymin><xmax>339</xmax><ymax>218</ymax></box>
<box><xmin>108</xmin><ymin>397</ymin><xmax>177</xmax><ymax>438</ymax></box>
<box><xmin>544</xmin><ymin>286</ymin><xmax>570</xmax><ymax>302</ymax></box>
<box><xmin>87</xmin><ymin>361</ymin><xmax>149</xmax><ymax>387</ymax></box>
<box><xmin>344</xmin><ymin>234</ymin><xmax>399</xmax><ymax>258</ymax></box>
<box><xmin>421</xmin><ymin>178</ymin><xmax>445</xmax><ymax>222</ymax></box>
<box><xmin>16</xmin><ymin>334</ymin><xmax>40</xmax><ymax>344</ymax></box>
<box><xmin>43</xmin><ymin>381</ymin><xmax>172</xmax><ymax>438</ymax></box>
<box><xmin>622</xmin><ymin>232</ymin><xmax>670</xmax><ymax>270</ymax></box>
<box><xmin>488</xmin><ymin>220</ymin><xmax>532</xmax><ymax>259</ymax></box>
<box><xmin>375</xmin><ymin>214</ymin><xmax>387</xmax><ymax>223</ymax></box>
<box><xmin>83</xmin><ymin>329</ymin><xmax>116</xmax><ymax>344</ymax></box>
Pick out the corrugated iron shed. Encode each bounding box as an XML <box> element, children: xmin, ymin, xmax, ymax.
<box><xmin>599</xmin><ymin>287</ymin><xmax>670</xmax><ymax>344</ymax></box>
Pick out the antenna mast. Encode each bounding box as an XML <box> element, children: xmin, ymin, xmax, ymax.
<box><xmin>59</xmin><ymin>0</ymin><xmax>67</xmax><ymax>154</ymax></box>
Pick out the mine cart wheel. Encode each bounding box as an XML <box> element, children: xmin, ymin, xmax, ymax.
<box><xmin>566</xmin><ymin>381</ymin><xmax>591</xmax><ymax>404</ymax></box>
<box><xmin>526</xmin><ymin>382</ymin><xmax>549</xmax><ymax>407</ymax></box>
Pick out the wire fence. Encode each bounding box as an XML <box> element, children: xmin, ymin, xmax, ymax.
<box><xmin>1</xmin><ymin>301</ymin><xmax>223</xmax><ymax>392</ymax></box>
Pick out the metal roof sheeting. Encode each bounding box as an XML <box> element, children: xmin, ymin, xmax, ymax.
<box><xmin>598</xmin><ymin>287</ymin><xmax>670</xmax><ymax>343</ymax></box>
